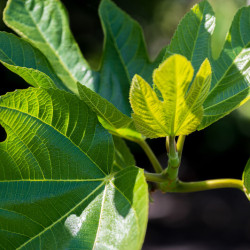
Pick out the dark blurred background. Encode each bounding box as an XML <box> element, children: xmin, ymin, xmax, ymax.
<box><xmin>0</xmin><ymin>0</ymin><xmax>250</xmax><ymax>249</ymax></box>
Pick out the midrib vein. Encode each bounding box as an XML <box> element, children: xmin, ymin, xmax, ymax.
<box><xmin>16</xmin><ymin>182</ymin><xmax>105</xmax><ymax>249</ymax></box>
<box><xmin>0</xmin><ymin>105</ymin><xmax>107</xmax><ymax>177</ymax></box>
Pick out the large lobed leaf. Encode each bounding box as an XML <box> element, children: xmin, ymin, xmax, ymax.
<box><xmin>200</xmin><ymin>6</ymin><xmax>250</xmax><ymax>129</ymax></box>
<box><xmin>0</xmin><ymin>88</ymin><xmax>148</xmax><ymax>249</ymax></box>
<box><xmin>2</xmin><ymin>0</ymin><xmax>163</xmax><ymax>118</ymax></box>
<box><xmin>2</xmin><ymin>0</ymin><xmax>164</xmax><ymax>141</ymax></box>
<box><xmin>77</xmin><ymin>83</ymin><xmax>143</xmax><ymax>142</ymax></box>
<box><xmin>164</xmin><ymin>0</ymin><xmax>215</xmax><ymax>73</ymax></box>
<box><xmin>130</xmin><ymin>55</ymin><xmax>211</xmax><ymax>138</ymax></box>
<box><xmin>3</xmin><ymin>0</ymin><xmax>94</xmax><ymax>94</ymax></box>
<box><xmin>163</xmin><ymin>0</ymin><xmax>250</xmax><ymax>129</ymax></box>
<box><xmin>1</xmin><ymin>0</ymin><xmax>250</xmax><ymax>134</ymax></box>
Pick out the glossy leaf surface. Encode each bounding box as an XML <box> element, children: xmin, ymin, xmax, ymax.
<box><xmin>130</xmin><ymin>55</ymin><xmax>211</xmax><ymax>138</ymax></box>
<box><xmin>3</xmin><ymin>0</ymin><xmax>163</xmax><ymax>118</ymax></box>
<box><xmin>0</xmin><ymin>32</ymin><xmax>67</xmax><ymax>90</ymax></box>
<box><xmin>163</xmin><ymin>0</ymin><xmax>250</xmax><ymax>129</ymax></box>
<box><xmin>113</xmin><ymin>136</ymin><xmax>136</xmax><ymax>170</ymax></box>
<box><xmin>78</xmin><ymin>83</ymin><xmax>143</xmax><ymax>141</ymax></box>
<box><xmin>200</xmin><ymin>6</ymin><xmax>250</xmax><ymax>129</ymax></box>
<box><xmin>3</xmin><ymin>0</ymin><xmax>93</xmax><ymax>94</ymax></box>
<box><xmin>164</xmin><ymin>0</ymin><xmax>215</xmax><ymax>73</ymax></box>
<box><xmin>0</xmin><ymin>88</ymin><xmax>148</xmax><ymax>249</ymax></box>
<box><xmin>98</xmin><ymin>0</ymin><xmax>162</xmax><ymax>115</ymax></box>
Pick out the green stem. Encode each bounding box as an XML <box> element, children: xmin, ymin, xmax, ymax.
<box><xmin>144</xmin><ymin>173</ymin><xmax>244</xmax><ymax>192</ymax></box>
<box><xmin>163</xmin><ymin>136</ymin><xmax>180</xmax><ymax>180</ymax></box>
<box><xmin>144</xmin><ymin>172</ymin><xmax>167</xmax><ymax>183</ymax></box>
<box><xmin>136</xmin><ymin>139</ymin><xmax>163</xmax><ymax>173</ymax></box>
<box><xmin>170</xmin><ymin>179</ymin><xmax>244</xmax><ymax>192</ymax></box>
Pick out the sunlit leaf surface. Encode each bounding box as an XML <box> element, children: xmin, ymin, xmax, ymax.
<box><xmin>130</xmin><ymin>55</ymin><xmax>211</xmax><ymax>138</ymax></box>
<box><xmin>0</xmin><ymin>88</ymin><xmax>148</xmax><ymax>249</ymax></box>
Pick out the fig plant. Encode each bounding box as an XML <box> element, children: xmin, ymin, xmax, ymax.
<box><xmin>0</xmin><ymin>0</ymin><xmax>249</xmax><ymax>249</ymax></box>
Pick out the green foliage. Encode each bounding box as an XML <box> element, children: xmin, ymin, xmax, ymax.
<box><xmin>0</xmin><ymin>88</ymin><xmax>148</xmax><ymax>249</ymax></box>
<box><xmin>3</xmin><ymin>0</ymin><xmax>93</xmax><ymax>94</ymax></box>
<box><xmin>130</xmin><ymin>55</ymin><xmax>211</xmax><ymax>138</ymax></box>
<box><xmin>77</xmin><ymin>83</ymin><xmax>143</xmax><ymax>141</ymax></box>
<box><xmin>200</xmin><ymin>6</ymin><xmax>250</xmax><ymax>129</ymax></box>
<box><xmin>0</xmin><ymin>32</ymin><xmax>67</xmax><ymax>90</ymax></box>
<box><xmin>0</xmin><ymin>0</ymin><xmax>249</xmax><ymax>249</ymax></box>
<box><xmin>113</xmin><ymin>136</ymin><xmax>136</xmax><ymax>170</ymax></box>
<box><xmin>164</xmin><ymin>1</ymin><xmax>215</xmax><ymax>72</ymax></box>
<box><xmin>163</xmin><ymin>1</ymin><xmax>250</xmax><ymax>129</ymax></box>
<box><xmin>3</xmin><ymin>0</ymin><xmax>163</xmax><ymax>116</ymax></box>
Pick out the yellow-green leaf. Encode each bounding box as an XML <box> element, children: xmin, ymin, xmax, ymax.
<box><xmin>130</xmin><ymin>74</ymin><xmax>169</xmax><ymax>138</ymax></box>
<box><xmin>174</xmin><ymin>58</ymin><xmax>212</xmax><ymax>135</ymax></box>
<box><xmin>130</xmin><ymin>54</ymin><xmax>212</xmax><ymax>138</ymax></box>
<box><xmin>153</xmin><ymin>55</ymin><xmax>194</xmax><ymax>135</ymax></box>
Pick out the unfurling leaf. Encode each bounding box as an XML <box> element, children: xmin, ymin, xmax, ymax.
<box><xmin>130</xmin><ymin>54</ymin><xmax>211</xmax><ymax>138</ymax></box>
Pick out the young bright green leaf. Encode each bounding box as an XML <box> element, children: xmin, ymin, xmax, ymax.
<box><xmin>242</xmin><ymin>159</ymin><xmax>250</xmax><ymax>200</ymax></box>
<box><xmin>0</xmin><ymin>88</ymin><xmax>148</xmax><ymax>250</ymax></box>
<box><xmin>130</xmin><ymin>55</ymin><xmax>211</xmax><ymax>138</ymax></box>
<box><xmin>174</xmin><ymin>58</ymin><xmax>212</xmax><ymax>135</ymax></box>
<box><xmin>153</xmin><ymin>55</ymin><xmax>194</xmax><ymax>136</ymax></box>
<box><xmin>130</xmin><ymin>74</ymin><xmax>169</xmax><ymax>138</ymax></box>
<box><xmin>77</xmin><ymin>83</ymin><xmax>143</xmax><ymax>141</ymax></box>
<box><xmin>3</xmin><ymin>0</ymin><xmax>94</xmax><ymax>94</ymax></box>
<box><xmin>0</xmin><ymin>32</ymin><xmax>67</xmax><ymax>90</ymax></box>
<box><xmin>199</xmin><ymin>6</ymin><xmax>250</xmax><ymax>129</ymax></box>
<box><xmin>164</xmin><ymin>0</ymin><xmax>215</xmax><ymax>73</ymax></box>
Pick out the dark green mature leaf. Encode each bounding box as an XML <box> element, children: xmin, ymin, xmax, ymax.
<box><xmin>99</xmin><ymin>0</ymin><xmax>161</xmax><ymax>84</ymax></box>
<box><xmin>78</xmin><ymin>83</ymin><xmax>143</xmax><ymax>141</ymax></box>
<box><xmin>242</xmin><ymin>159</ymin><xmax>250</xmax><ymax>200</ymax></box>
<box><xmin>3</xmin><ymin>0</ymin><xmax>94</xmax><ymax>94</ymax></box>
<box><xmin>0</xmin><ymin>31</ymin><xmax>68</xmax><ymax>90</ymax></box>
<box><xmin>3</xmin><ymin>0</ymin><xmax>163</xmax><ymax>117</ymax></box>
<box><xmin>200</xmin><ymin>6</ymin><xmax>250</xmax><ymax>129</ymax></box>
<box><xmin>164</xmin><ymin>0</ymin><xmax>215</xmax><ymax>73</ymax></box>
<box><xmin>113</xmin><ymin>136</ymin><xmax>136</xmax><ymax>170</ymax></box>
<box><xmin>0</xmin><ymin>88</ymin><xmax>148</xmax><ymax>249</ymax></box>
<box><xmin>86</xmin><ymin>0</ymin><xmax>163</xmax><ymax>116</ymax></box>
